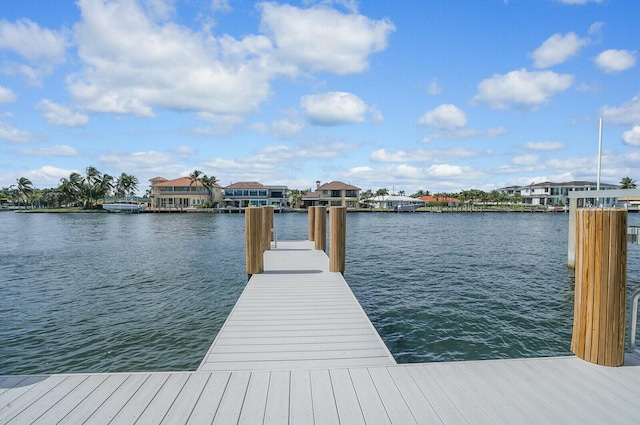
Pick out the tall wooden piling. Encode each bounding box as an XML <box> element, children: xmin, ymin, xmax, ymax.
<box><xmin>314</xmin><ymin>206</ymin><xmax>326</xmax><ymax>251</ymax></box>
<box><xmin>330</xmin><ymin>206</ymin><xmax>346</xmax><ymax>273</ymax></box>
<box><xmin>571</xmin><ymin>208</ymin><xmax>627</xmax><ymax>366</ymax></box>
<box><xmin>262</xmin><ymin>205</ymin><xmax>274</xmax><ymax>251</ymax></box>
<box><xmin>245</xmin><ymin>207</ymin><xmax>264</xmax><ymax>276</ymax></box>
<box><xmin>308</xmin><ymin>206</ymin><xmax>316</xmax><ymax>241</ymax></box>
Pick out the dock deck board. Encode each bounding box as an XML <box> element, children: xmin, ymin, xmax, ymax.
<box><xmin>198</xmin><ymin>240</ymin><xmax>396</xmax><ymax>372</ymax></box>
<box><xmin>3</xmin><ymin>239</ymin><xmax>640</xmax><ymax>424</ymax></box>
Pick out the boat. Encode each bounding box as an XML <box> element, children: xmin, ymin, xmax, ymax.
<box><xmin>102</xmin><ymin>200</ymin><xmax>146</xmax><ymax>213</ymax></box>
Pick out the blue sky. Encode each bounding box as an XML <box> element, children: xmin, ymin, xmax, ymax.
<box><xmin>0</xmin><ymin>0</ymin><xmax>638</xmax><ymax>195</ymax></box>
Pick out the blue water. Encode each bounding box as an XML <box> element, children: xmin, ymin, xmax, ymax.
<box><xmin>1</xmin><ymin>211</ymin><xmax>639</xmax><ymax>374</ymax></box>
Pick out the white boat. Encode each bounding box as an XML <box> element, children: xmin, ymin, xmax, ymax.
<box><xmin>102</xmin><ymin>200</ymin><xmax>146</xmax><ymax>213</ymax></box>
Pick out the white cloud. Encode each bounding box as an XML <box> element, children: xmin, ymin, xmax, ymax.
<box><xmin>175</xmin><ymin>146</ymin><xmax>195</xmax><ymax>156</ymax></box>
<box><xmin>0</xmin><ymin>86</ymin><xmax>17</xmax><ymax>104</ymax></box>
<box><xmin>427</xmin><ymin>164</ymin><xmax>464</xmax><ymax>177</ymax></box>
<box><xmin>15</xmin><ymin>145</ymin><xmax>79</xmax><ymax>157</ymax></box>
<box><xmin>524</xmin><ymin>141</ymin><xmax>566</xmax><ymax>151</ymax></box>
<box><xmin>0</xmin><ymin>121</ymin><xmax>35</xmax><ymax>143</ymax></box>
<box><xmin>300</xmin><ymin>92</ymin><xmax>367</xmax><ymax>125</ymax></box>
<box><xmin>426</xmin><ymin>79</ymin><xmax>442</xmax><ymax>95</ymax></box>
<box><xmin>370</xmin><ymin>147</ymin><xmax>487</xmax><ymax>163</ymax></box>
<box><xmin>594</xmin><ymin>49</ymin><xmax>636</xmax><ymax>74</ymax></box>
<box><xmin>622</xmin><ymin>126</ymin><xmax>640</xmax><ymax>146</ymax></box>
<box><xmin>417</xmin><ymin>104</ymin><xmax>466</xmax><ymax>129</ymax></box>
<box><xmin>211</xmin><ymin>0</ymin><xmax>232</xmax><ymax>13</ymax></box>
<box><xmin>421</xmin><ymin>127</ymin><xmax>506</xmax><ymax>143</ymax></box>
<box><xmin>36</xmin><ymin>99</ymin><xmax>88</xmax><ymax>127</ymax></box>
<box><xmin>532</xmin><ymin>32</ymin><xmax>588</xmax><ymax>68</ymax></box>
<box><xmin>472</xmin><ymin>68</ymin><xmax>573</xmax><ymax>110</ymax></box>
<box><xmin>196</xmin><ymin>112</ymin><xmax>244</xmax><ymax>136</ymax></box>
<box><xmin>0</xmin><ymin>18</ymin><xmax>68</xmax><ymax>83</ymax></box>
<box><xmin>259</xmin><ymin>2</ymin><xmax>395</xmax><ymax>75</ymax></box>
<box><xmin>512</xmin><ymin>154</ymin><xmax>538</xmax><ymax>166</ymax></box>
<box><xmin>271</xmin><ymin>119</ymin><xmax>305</xmax><ymax>139</ymax></box>
<box><xmin>250</xmin><ymin>122</ymin><xmax>268</xmax><ymax>133</ymax></box>
<box><xmin>601</xmin><ymin>93</ymin><xmax>640</xmax><ymax>125</ymax></box>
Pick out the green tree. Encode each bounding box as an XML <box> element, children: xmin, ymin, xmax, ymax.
<box><xmin>200</xmin><ymin>174</ymin><xmax>219</xmax><ymax>206</ymax></box>
<box><xmin>83</xmin><ymin>165</ymin><xmax>102</xmax><ymax>209</ymax></box>
<box><xmin>58</xmin><ymin>172</ymin><xmax>83</xmax><ymax>207</ymax></box>
<box><xmin>115</xmin><ymin>173</ymin><xmax>139</xmax><ymax>198</ymax></box>
<box><xmin>13</xmin><ymin>177</ymin><xmax>34</xmax><ymax>209</ymax></box>
<box><xmin>621</xmin><ymin>176</ymin><xmax>637</xmax><ymax>189</ymax></box>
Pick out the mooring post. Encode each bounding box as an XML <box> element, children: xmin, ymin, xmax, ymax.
<box><xmin>314</xmin><ymin>206</ymin><xmax>326</xmax><ymax>251</ymax></box>
<box><xmin>567</xmin><ymin>198</ymin><xmax>578</xmax><ymax>269</ymax></box>
<box><xmin>245</xmin><ymin>207</ymin><xmax>264</xmax><ymax>278</ymax></box>
<box><xmin>308</xmin><ymin>206</ymin><xmax>316</xmax><ymax>241</ymax></box>
<box><xmin>329</xmin><ymin>206</ymin><xmax>346</xmax><ymax>273</ymax></box>
<box><xmin>570</xmin><ymin>208</ymin><xmax>627</xmax><ymax>366</ymax></box>
<box><xmin>262</xmin><ymin>205</ymin><xmax>274</xmax><ymax>251</ymax></box>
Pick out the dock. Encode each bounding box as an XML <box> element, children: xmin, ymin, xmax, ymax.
<box><xmin>2</xmin><ymin>239</ymin><xmax>640</xmax><ymax>424</ymax></box>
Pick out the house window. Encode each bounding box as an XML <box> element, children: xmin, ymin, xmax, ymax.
<box><xmin>331</xmin><ymin>200</ymin><xmax>342</xmax><ymax>206</ymax></box>
<box><xmin>345</xmin><ymin>190</ymin><xmax>357</xmax><ymax>197</ymax></box>
<box><xmin>249</xmin><ymin>190</ymin><xmax>258</xmax><ymax>196</ymax></box>
<box><xmin>331</xmin><ymin>190</ymin><xmax>341</xmax><ymax>197</ymax></box>
<box><xmin>269</xmin><ymin>190</ymin><xmax>280</xmax><ymax>197</ymax></box>
<box><xmin>225</xmin><ymin>190</ymin><xmax>233</xmax><ymax>196</ymax></box>
<box><xmin>234</xmin><ymin>190</ymin><xmax>242</xmax><ymax>196</ymax></box>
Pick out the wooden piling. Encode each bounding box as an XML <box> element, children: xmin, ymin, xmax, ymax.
<box><xmin>314</xmin><ymin>206</ymin><xmax>326</xmax><ymax>251</ymax></box>
<box><xmin>262</xmin><ymin>205</ymin><xmax>274</xmax><ymax>251</ymax></box>
<box><xmin>330</xmin><ymin>207</ymin><xmax>346</xmax><ymax>273</ymax></box>
<box><xmin>570</xmin><ymin>208</ymin><xmax>627</xmax><ymax>366</ymax></box>
<box><xmin>245</xmin><ymin>207</ymin><xmax>264</xmax><ymax>276</ymax></box>
<box><xmin>308</xmin><ymin>206</ymin><xmax>316</xmax><ymax>241</ymax></box>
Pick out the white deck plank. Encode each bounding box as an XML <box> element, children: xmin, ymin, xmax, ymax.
<box><xmin>238</xmin><ymin>371</ymin><xmax>270</xmax><ymax>425</ymax></box>
<box><xmin>199</xmin><ymin>357</ymin><xmax>395</xmax><ymax>372</ymax></box>
<box><xmin>108</xmin><ymin>373</ymin><xmax>170</xmax><ymax>425</ymax></box>
<box><xmin>135</xmin><ymin>373</ymin><xmax>190</xmax><ymax>424</ymax></box>
<box><xmin>186</xmin><ymin>372</ymin><xmax>230</xmax><ymax>425</ymax></box>
<box><xmin>0</xmin><ymin>376</ymin><xmax>49</xmax><ymax>408</ymax></box>
<box><xmin>159</xmin><ymin>373</ymin><xmax>210</xmax><ymax>425</ymax></box>
<box><xmin>330</xmin><ymin>368</ymin><xmax>366</xmax><ymax>425</ymax></box>
<box><xmin>348</xmin><ymin>368</ymin><xmax>391</xmax><ymax>425</ymax></box>
<box><xmin>368</xmin><ymin>367</ymin><xmax>418</xmax><ymax>425</ymax></box>
<box><xmin>290</xmin><ymin>370</ymin><xmax>314</xmax><ymax>425</ymax></box>
<box><xmin>263</xmin><ymin>370</ymin><xmax>290</xmax><ymax>425</ymax></box>
<box><xmin>0</xmin><ymin>375</ymin><xmax>67</xmax><ymax>423</ymax></box>
<box><xmin>6</xmin><ymin>375</ymin><xmax>86</xmax><ymax>424</ymax></box>
<box><xmin>309</xmin><ymin>369</ymin><xmax>340</xmax><ymax>425</ymax></box>
<box><xmin>212</xmin><ymin>371</ymin><xmax>251</xmax><ymax>425</ymax></box>
<box><xmin>83</xmin><ymin>374</ymin><xmax>150</xmax><ymax>425</ymax></box>
<box><xmin>386</xmin><ymin>366</ymin><xmax>443</xmax><ymax>424</ymax></box>
<box><xmin>31</xmin><ymin>374</ymin><xmax>107</xmax><ymax>425</ymax></box>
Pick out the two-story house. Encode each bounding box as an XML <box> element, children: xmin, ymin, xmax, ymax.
<box><xmin>149</xmin><ymin>176</ymin><xmax>223</xmax><ymax>209</ymax></box>
<box><xmin>223</xmin><ymin>182</ymin><xmax>288</xmax><ymax>208</ymax></box>
<box><xmin>302</xmin><ymin>181</ymin><xmax>360</xmax><ymax>209</ymax></box>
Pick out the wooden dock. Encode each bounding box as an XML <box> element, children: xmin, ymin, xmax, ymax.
<box><xmin>2</xmin><ymin>240</ymin><xmax>640</xmax><ymax>424</ymax></box>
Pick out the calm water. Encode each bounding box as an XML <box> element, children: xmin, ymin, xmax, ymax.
<box><xmin>1</xmin><ymin>211</ymin><xmax>639</xmax><ymax>375</ymax></box>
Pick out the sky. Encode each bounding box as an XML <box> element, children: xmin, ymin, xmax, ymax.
<box><xmin>0</xmin><ymin>0</ymin><xmax>639</xmax><ymax>195</ymax></box>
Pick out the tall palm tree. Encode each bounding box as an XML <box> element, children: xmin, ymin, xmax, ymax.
<box><xmin>374</xmin><ymin>188</ymin><xmax>389</xmax><ymax>208</ymax></box>
<box><xmin>58</xmin><ymin>172</ymin><xmax>83</xmax><ymax>206</ymax></box>
<box><xmin>95</xmin><ymin>174</ymin><xmax>115</xmax><ymax>202</ymax></box>
<box><xmin>115</xmin><ymin>173</ymin><xmax>139</xmax><ymax>198</ymax></box>
<box><xmin>200</xmin><ymin>174</ymin><xmax>218</xmax><ymax>206</ymax></box>
<box><xmin>188</xmin><ymin>170</ymin><xmax>203</xmax><ymax>206</ymax></box>
<box><xmin>621</xmin><ymin>176</ymin><xmax>637</xmax><ymax>189</ymax></box>
<box><xmin>14</xmin><ymin>177</ymin><xmax>34</xmax><ymax>209</ymax></box>
<box><xmin>83</xmin><ymin>165</ymin><xmax>102</xmax><ymax>209</ymax></box>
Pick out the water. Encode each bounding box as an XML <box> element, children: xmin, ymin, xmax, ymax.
<box><xmin>1</xmin><ymin>211</ymin><xmax>639</xmax><ymax>375</ymax></box>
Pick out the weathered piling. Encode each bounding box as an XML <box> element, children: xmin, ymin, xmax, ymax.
<box><xmin>314</xmin><ymin>206</ymin><xmax>326</xmax><ymax>251</ymax></box>
<box><xmin>262</xmin><ymin>205</ymin><xmax>274</xmax><ymax>251</ymax></box>
<box><xmin>571</xmin><ymin>208</ymin><xmax>627</xmax><ymax>366</ymax></box>
<box><xmin>329</xmin><ymin>206</ymin><xmax>346</xmax><ymax>273</ymax></box>
<box><xmin>245</xmin><ymin>207</ymin><xmax>264</xmax><ymax>276</ymax></box>
<box><xmin>308</xmin><ymin>206</ymin><xmax>316</xmax><ymax>241</ymax></box>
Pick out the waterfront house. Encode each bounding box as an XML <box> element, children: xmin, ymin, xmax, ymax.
<box><xmin>419</xmin><ymin>195</ymin><xmax>460</xmax><ymax>206</ymax></box>
<box><xmin>223</xmin><ymin>182</ymin><xmax>288</xmax><ymax>208</ymax></box>
<box><xmin>149</xmin><ymin>176</ymin><xmax>223</xmax><ymax>209</ymax></box>
<box><xmin>369</xmin><ymin>195</ymin><xmax>424</xmax><ymax>210</ymax></box>
<box><xmin>302</xmin><ymin>181</ymin><xmax>360</xmax><ymax>208</ymax></box>
<box><xmin>498</xmin><ymin>181</ymin><xmax>619</xmax><ymax>207</ymax></box>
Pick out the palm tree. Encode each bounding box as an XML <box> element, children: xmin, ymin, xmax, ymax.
<box><xmin>200</xmin><ymin>174</ymin><xmax>219</xmax><ymax>206</ymax></box>
<box><xmin>621</xmin><ymin>176</ymin><xmax>637</xmax><ymax>189</ymax></box>
<box><xmin>58</xmin><ymin>172</ymin><xmax>83</xmax><ymax>207</ymax></box>
<box><xmin>115</xmin><ymin>173</ymin><xmax>139</xmax><ymax>198</ymax></box>
<box><xmin>374</xmin><ymin>188</ymin><xmax>389</xmax><ymax>209</ymax></box>
<box><xmin>14</xmin><ymin>177</ymin><xmax>34</xmax><ymax>209</ymax></box>
<box><xmin>83</xmin><ymin>165</ymin><xmax>102</xmax><ymax>209</ymax></box>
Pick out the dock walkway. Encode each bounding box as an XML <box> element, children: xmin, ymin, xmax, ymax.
<box><xmin>2</xmin><ymin>240</ymin><xmax>640</xmax><ymax>424</ymax></box>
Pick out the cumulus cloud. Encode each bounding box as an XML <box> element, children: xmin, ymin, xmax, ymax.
<box><xmin>426</xmin><ymin>79</ymin><xmax>442</xmax><ymax>95</ymax></box>
<box><xmin>271</xmin><ymin>118</ymin><xmax>305</xmax><ymax>139</ymax></box>
<box><xmin>531</xmin><ymin>32</ymin><xmax>588</xmax><ymax>68</ymax></box>
<box><xmin>0</xmin><ymin>86</ymin><xmax>17</xmax><ymax>104</ymax></box>
<box><xmin>370</xmin><ymin>147</ymin><xmax>488</xmax><ymax>163</ymax></box>
<box><xmin>259</xmin><ymin>2</ymin><xmax>395</xmax><ymax>75</ymax></box>
<box><xmin>417</xmin><ymin>104</ymin><xmax>466</xmax><ymax>129</ymax></box>
<box><xmin>0</xmin><ymin>122</ymin><xmax>36</xmax><ymax>143</ymax></box>
<box><xmin>0</xmin><ymin>18</ymin><xmax>68</xmax><ymax>83</ymax></box>
<box><xmin>472</xmin><ymin>68</ymin><xmax>573</xmax><ymax>110</ymax></box>
<box><xmin>36</xmin><ymin>99</ymin><xmax>89</xmax><ymax>127</ymax></box>
<box><xmin>524</xmin><ymin>141</ymin><xmax>566</xmax><ymax>151</ymax></box>
<box><xmin>594</xmin><ymin>49</ymin><xmax>636</xmax><ymax>73</ymax></box>
<box><xmin>15</xmin><ymin>145</ymin><xmax>79</xmax><ymax>157</ymax></box>
<box><xmin>512</xmin><ymin>154</ymin><xmax>539</xmax><ymax>166</ymax></box>
<box><xmin>300</xmin><ymin>92</ymin><xmax>368</xmax><ymax>125</ymax></box>
<box><xmin>622</xmin><ymin>126</ymin><xmax>640</xmax><ymax>146</ymax></box>
<box><xmin>601</xmin><ymin>93</ymin><xmax>640</xmax><ymax>125</ymax></box>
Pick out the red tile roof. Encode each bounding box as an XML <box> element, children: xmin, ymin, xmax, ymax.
<box><xmin>419</xmin><ymin>195</ymin><xmax>460</xmax><ymax>203</ymax></box>
<box><xmin>152</xmin><ymin>176</ymin><xmax>221</xmax><ymax>188</ymax></box>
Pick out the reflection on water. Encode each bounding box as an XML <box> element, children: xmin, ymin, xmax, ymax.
<box><xmin>1</xmin><ymin>211</ymin><xmax>638</xmax><ymax>374</ymax></box>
